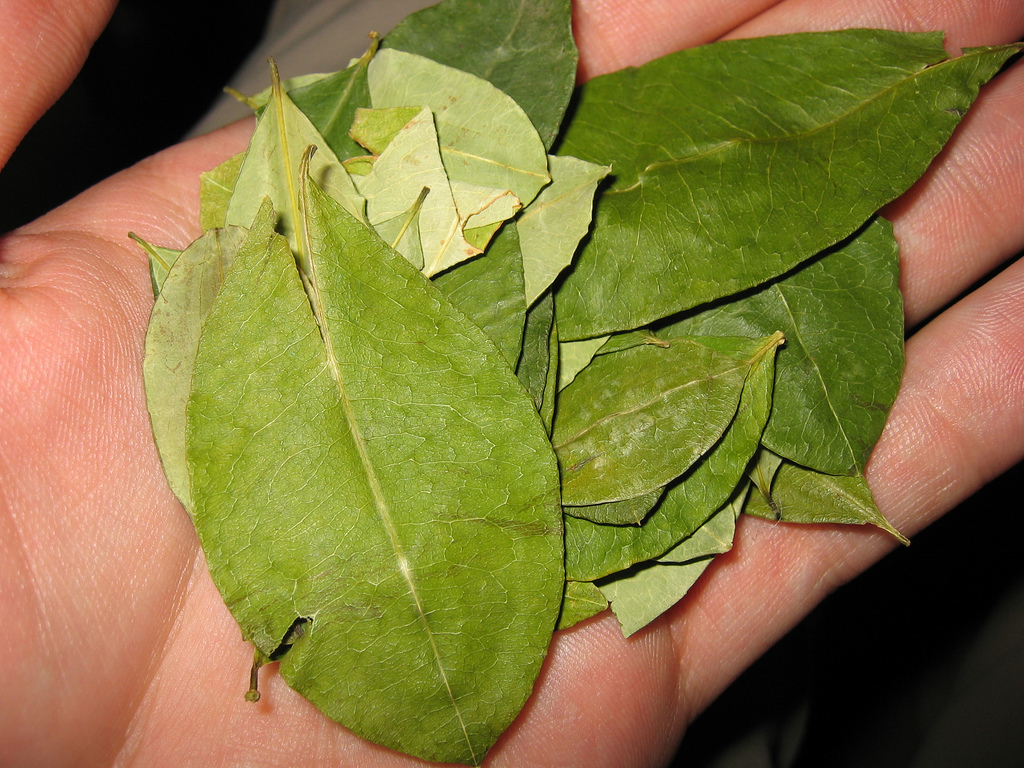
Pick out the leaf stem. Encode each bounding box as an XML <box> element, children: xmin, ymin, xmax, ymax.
<box><xmin>390</xmin><ymin>186</ymin><xmax>430</xmax><ymax>250</ymax></box>
<box><xmin>245</xmin><ymin>646</ymin><xmax>269</xmax><ymax>703</ymax></box>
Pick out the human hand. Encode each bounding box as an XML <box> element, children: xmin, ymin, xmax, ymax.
<box><xmin>1</xmin><ymin>0</ymin><xmax>1022</xmax><ymax>766</ymax></box>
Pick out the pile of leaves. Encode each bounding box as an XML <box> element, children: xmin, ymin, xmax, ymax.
<box><xmin>134</xmin><ymin>0</ymin><xmax>1021</xmax><ymax>764</ymax></box>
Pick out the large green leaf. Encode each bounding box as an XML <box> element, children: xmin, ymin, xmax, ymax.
<box><xmin>664</xmin><ymin>217</ymin><xmax>903</xmax><ymax>475</ymax></box>
<box><xmin>143</xmin><ymin>225</ymin><xmax>247</xmax><ymax>511</ymax></box>
<box><xmin>553</xmin><ymin>335</ymin><xmax>779</xmax><ymax>506</ymax></box>
<box><xmin>555</xmin><ymin>32</ymin><xmax>1021</xmax><ymax>339</ymax></box>
<box><xmin>565</xmin><ymin>341</ymin><xmax>775</xmax><ymax>580</ymax></box>
<box><xmin>187</xmin><ymin>175</ymin><xmax>563</xmax><ymax>765</ymax></box>
<box><xmin>382</xmin><ymin>0</ymin><xmax>577</xmax><ymax>150</ymax></box>
<box><xmin>368</xmin><ymin>48</ymin><xmax>550</xmax><ymax>208</ymax></box>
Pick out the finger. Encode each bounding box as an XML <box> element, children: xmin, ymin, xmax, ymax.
<box><xmin>572</xmin><ymin>0</ymin><xmax>786</xmax><ymax>78</ymax></box>
<box><xmin>572</xmin><ymin>0</ymin><xmax>1024</xmax><ymax>78</ymax></box>
<box><xmin>723</xmin><ymin>0</ymin><xmax>1024</xmax><ymax>52</ymax></box>
<box><xmin>0</xmin><ymin>0</ymin><xmax>118</xmax><ymax>172</ymax></box>
<box><xmin>869</xmin><ymin>257</ymin><xmax>1024</xmax><ymax>535</ymax></box>
<box><xmin>672</xmin><ymin>253</ymin><xmax>1024</xmax><ymax>721</ymax></box>
<box><xmin>489</xmin><ymin>616</ymin><xmax>684</xmax><ymax>767</ymax></box>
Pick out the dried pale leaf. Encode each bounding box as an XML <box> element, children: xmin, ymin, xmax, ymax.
<box><xmin>354</xmin><ymin>106</ymin><xmax>478</xmax><ymax>276</ymax></box>
<box><xmin>557</xmin><ymin>336</ymin><xmax>608</xmax><ymax>391</ymax></box>
<box><xmin>226</xmin><ymin>64</ymin><xmax>364</xmax><ymax>251</ymax></box>
<box><xmin>130</xmin><ymin>233</ymin><xmax>180</xmax><ymax>298</ymax></box>
<box><xmin>599</xmin><ymin>558</ymin><xmax>710</xmax><ymax>637</ymax></box>
<box><xmin>368</xmin><ymin>48</ymin><xmax>550</xmax><ymax>207</ymax></box>
<box><xmin>517</xmin><ymin>154</ymin><xmax>608</xmax><ymax>306</ymax></box>
<box><xmin>372</xmin><ymin>207</ymin><xmax>425</xmax><ymax>271</ymax></box>
<box><xmin>343</xmin><ymin>155</ymin><xmax>375</xmax><ymax>176</ymax></box>
<box><xmin>598</xmin><ymin>495</ymin><xmax>743</xmax><ymax>636</ymax></box>
<box><xmin>199</xmin><ymin>152</ymin><xmax>245</xmax><ymax>231</ymax></box>
<box><xmin>451</xmin><ymin>180</ymin><xmax>521</xmax><ymax>233</ymax></box>
<box><xmin>144</xmin><ymin>223</ymin><xmax>249</xmax><ymax>510</ymax></box>
<box><xmin>657</xmin><ymin>495</ymin><xmax>740</xmax><ymax>563</ymax></box>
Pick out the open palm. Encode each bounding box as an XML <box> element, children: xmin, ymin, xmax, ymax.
<box><xmin>2</xmin><ymin>1</ymin><xmax>1022</xmax><ymax>766</ymax></box>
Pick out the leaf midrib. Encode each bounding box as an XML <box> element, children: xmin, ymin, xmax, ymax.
<box><xmin>478</xmin><ymin>0</ymin><xmax>528</xmax><ymax>81</ymax></box>
<box><xmin>773</xmin><ymin>285</ymin><xmax>858</xmax><ymax>470</ymax></box>
<box><xmin>299</xmin><ymin>186</ymin><xmax>477</xmax><ymax>764</ymax></box>
<box><xmin>321</xmin><ymin>66</ymin><xmax>364</xmax><ymax>144</ymax></box>
<box><xmin>441</xmin><ymin>144</ymin><xmax>549</xmax><ymax>184</ymax></box>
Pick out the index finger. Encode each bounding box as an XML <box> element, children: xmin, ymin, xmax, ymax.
<box><xmin>0</xmin><ymin>0</ymin><xmax>118</xmax><ymax>172</ymax></box>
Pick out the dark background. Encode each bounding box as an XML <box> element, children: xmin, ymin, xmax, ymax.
<box><xmin>0</xmin><ymin>0</ymin><xmax>273</xmax><ymax>232</ymax></box>
<box><xmin>3</xmin><ymin>2</ymin><xmax>1022</xmax><ymax>765</ymax></box>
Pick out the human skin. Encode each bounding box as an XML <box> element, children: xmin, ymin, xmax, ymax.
<box><xmin>1</xmin><ymin>0</ymin><xmax>1023</xmax><ymax>766</ymax></box>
